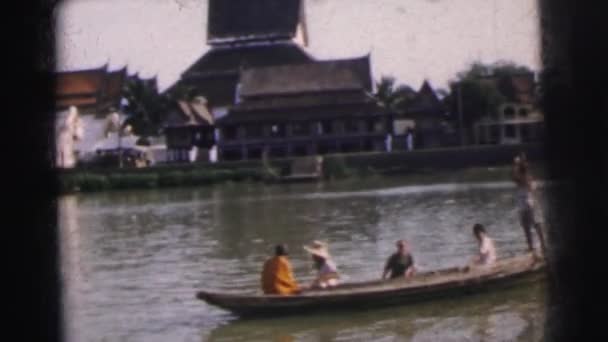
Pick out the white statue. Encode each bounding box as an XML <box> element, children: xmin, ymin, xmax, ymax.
<box><xmin>104</xmin><ymin>111</ymin><xmax>122</xmax><ymax>138</ymax></box>
<box><xmin>56</xmin><ymin>106</ymin><xmax>83</xmax><ymax>168</ymax></box>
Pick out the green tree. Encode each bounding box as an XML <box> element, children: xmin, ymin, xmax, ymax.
<box><xmin>447</xmin><ymin>61</ymin><xmax>534</xmax><ymax>144</ymax></box>
<box><xmin>373</xmin><ymin>76</ymin><xmax>416</xmax><ymax>114</ymax></box>
<box><xmin>122</xmin><ymin>77</ymin><xmax>169</xmax><ymax>137</ymax></box>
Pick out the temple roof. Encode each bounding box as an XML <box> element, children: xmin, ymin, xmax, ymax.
<box><xmin>181</xmin><ymin>43</ymin><xmax>313</xmax><ymax>78</ymax></box>
<box><xmin>54</xmin><ymin>65</ymin><xmax>127</xmax><ymax>111</ymax></box>
<box><xmin>55</xmin><ymin>65</ymin><xmax>108</xmax><ymax>96</ymax></box>
<box><xmin>165</xmin><ymin>43</ymin><xmax>314</xmax><ymax>106</ymax></box>
<box><xmin>404</xmin><ymin>80</ymin><xmax>446</xmax><ymax>115</ymax></box>
<box><xmin>238</xmin><ymin>56</ymin><xmax>373</xmax><ymax>98</ymax></box>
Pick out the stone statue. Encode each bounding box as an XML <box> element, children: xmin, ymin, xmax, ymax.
<box><xmin>56</xmin><ymin>106</ymin><xmax>83</xmax><ymax>168</ymax></box>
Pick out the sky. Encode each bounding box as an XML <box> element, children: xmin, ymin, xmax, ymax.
<box><xmin>56</xmin><ymin>0</ymin><xmax>541</xmax><ymax>93</ymax></box>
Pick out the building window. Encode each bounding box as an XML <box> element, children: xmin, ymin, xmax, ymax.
<box><xmin>375</xmin><ymin>119</ymin><xmax>386</xmax><ymax>133</ymax></box>
<box><xmin>222</xmin><ymin>126</ymin><xmax>238</xmax><ymax>140</ymax></box>
<box><xmin>521</xmin><ymin>124</ymin><xmax>530</xmax><ymax>141</ymax></box>
<box><xmin>221</xmin><ymin>149</ymin><xmax>242</xmax><ymax>161</ymax></box>
<box><xmin>345</xmin><ymin>119</ymin><xmax>360</xmax><ymax>134</ymax></box>
<box><xmin>293</xmin><ymin>145</ymin><xmax>308</xmax><ymax>156</ymax></box>
<box><xmin>291</xmin><ymin>122</ymin><xmax>310</xmax><ymax>136</ymax></box>
<box><xmin>505</xmin><ymin>124</ymin><xmax>516</xmax><ymax>138</ymax></box>
<box><xmin>504</xmin><ymin>106</ymin><xmax>515</xmax><ymax>119</ymax></box>
<box><xmin>319</xmin><ymin>120</ymin><xmax>333</xmax><ymax>135</ymax></box>
<box><xmin>269</xmin><ymin>146</ymin><xmax>287</xmax><ymax>158</ymax></box>
<box><xmin>269</xmin><ymin>123</ymin><xmax>286</xmax><ymax>138</ymax></box>
<box><xmin>340</xmin><ymin>141</ymin><xmax>359</xmax><ymax>153</ymax></box>
<box><xmin>247</xmin><ymin>146</ymin><xmax>263</xmax><ymax>159</ymax></box>
<box><xmin>317</xmin><ymin>142</ymin><xmax>334</xmax><ymax>155</ymax></box>
<box><xmin>366</xmin><ymin>119</ymin><xmax>375</xmax><ymax>133</ymax></box>
<box><xmin>489</xmin><ymin>125</ymin><xmax>500</xmax><ymax>143</ymax></box>
<box><xmin>528</xmin><ymin>123</ymin><xmax>542</xmax><ymax>141</ymax></box>
<box><xmin>245</xmin><ymin>124</ymin><xmax>263</xmax><ymax>138</ymax></box>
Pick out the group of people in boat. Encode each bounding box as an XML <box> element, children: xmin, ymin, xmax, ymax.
<box><xmin>261</xmin><ymin>223</ymin><xmax>499</xmax><ymax>295</ymax></box>
<box><xmin>260</xmin><ymin>153</ymin><xmax>546</xmax><ymax>295</ymax></box>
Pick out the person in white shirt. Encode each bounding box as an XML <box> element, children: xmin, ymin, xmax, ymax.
<box><xmin>471</xmin><ymin>223</ymin><xmax>497</xmax><ymax>266</ymax></box>
<box><xmin>406</xmin><ymin>128</ymin><xmax>414</xmax><ymax>151</ymax></box>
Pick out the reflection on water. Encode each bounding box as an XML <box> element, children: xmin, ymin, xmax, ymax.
<box><xmin>59</xmin><ymin>178</ymin><xmax>554</xmax><ymax>341</ymax></box>
<box><xmin>205</xmin><ymin>283</ymin><xmax>545</xmax><ymax>342</ymax></box>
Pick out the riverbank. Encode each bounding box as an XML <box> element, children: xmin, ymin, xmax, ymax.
<box><xmin>58</xmin><ymin>143</ymin><xmax>546</xmax><ymax>194</ymax></box>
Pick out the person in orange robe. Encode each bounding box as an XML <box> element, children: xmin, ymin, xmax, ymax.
<box><xmin>261</xmin><ymin>244</ymin><xmax>301</xmax><ymax>295</ymax></box>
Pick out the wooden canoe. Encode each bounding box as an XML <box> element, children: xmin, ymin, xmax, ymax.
<box><xmin>196</xmin><ymin>253</ymin><xmax>546</xmax><ymax>317</ymax></box>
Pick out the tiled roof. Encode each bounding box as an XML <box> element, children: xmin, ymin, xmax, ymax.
<box><xmin>238</xmin><ymin>56</ymin><xmax>373</xmax><ymax>98</ymax></box>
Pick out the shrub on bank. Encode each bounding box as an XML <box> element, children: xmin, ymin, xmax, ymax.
<box><xmin>107</xmin><ymin>173</ymin><xmax>159</xmax><ymax>189</ymax></box>
<box><xmin>58</xmin><ymin>167</ymin><xmax>276</xmax><ymax>194</ymax></box>
<box><xmin>323</xmin><ymin>155</ymin><xmax>354</xmax><ymax>179</ymax></box>
<box><xmin>59</xmin><ymin>173</ymin><xmax>110</xmax><ymax>192</ymax></box>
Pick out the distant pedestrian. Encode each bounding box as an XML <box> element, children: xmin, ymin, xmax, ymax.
<box><xmin>208</xmin><ymin>144</ymin><xmax>218</xmax><ymax>163</ymax></box>
<box><xmin>406</xmin><ymin>129</ymin><xmax>414</xmax><ymax>151</ymax></box>
<box><xmin>385</xmin><ymin>133</ymin><xmax>393</xmax><ymax>152</ymax></box>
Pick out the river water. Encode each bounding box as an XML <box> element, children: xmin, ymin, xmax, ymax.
<box><xmin>59</xmin><ymin>176</ymin><xmax>551</xmax><ymax>341</ymax></box>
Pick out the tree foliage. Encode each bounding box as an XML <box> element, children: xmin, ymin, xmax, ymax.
<box><xmin>446</xmin><ymin>61</ymin><xmax>534</xmax><ymax>143</ymax></box>
<box><xmin>121</xmin><ymin>77</ymin><xmax>170</xmax><ymax>137</ymax></box>
<box><xmin>373</xmin><ymin>76</ymin><xmax>416</xmax><ymax>114</ymax></box>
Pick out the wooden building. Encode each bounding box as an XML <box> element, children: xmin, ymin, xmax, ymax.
<box><xmin>161</xmin><ymin>0</ymin><xmax>314</xmax><ymax>162</ymax></box>
<box><xmin>164</xmin><ymin>0</ymin><xmax>311</xmax><ymax>112</ymax></box>
<box><xmin>55</xmin><ymin>64</ymin><xmax>126</xmax><ymax>114</ymax></box>
<box><xmin>163</xmin><ymin>97</ymin><xmax>216</xmax><ymax>163</ymax></box>
<box><xmin>215</xmin><ymin>56</ymin><xmax>390</xmax><ymax>161</ymax></box>
<box><xmin>392</xmin><ymin>80</ymin><xmax>453</xmax><ymax>150</ymax></box>
<box><xmin>54</xmin><ymin>66</ymin><xmax>161</xmax><ymax>165</ymax></box>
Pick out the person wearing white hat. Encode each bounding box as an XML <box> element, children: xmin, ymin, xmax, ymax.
<box><xmin>303</xmin><ymin>241</ymin><xmax>340</xmax><ymax>289</ymax></box>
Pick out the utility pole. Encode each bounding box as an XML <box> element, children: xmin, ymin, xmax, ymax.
<box><xmin>458</xmin><ymin>82</ymin><xmax>465</xmax><ymax>146</ymax></box>
<box><xmin>118</xmin><ymin>126</ymin><xmax>123</xmax><ymax>168</ymax></box>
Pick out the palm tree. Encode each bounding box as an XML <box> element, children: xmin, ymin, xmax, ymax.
<box><xmin>373</xmin><ymin>76</ymin><xmax>416</xmax><ymax>114</ymax></box>
<box><xmin>121</xmin><ymin>77</ymin><xmax>170</xmax><ymax>137</ymax></box>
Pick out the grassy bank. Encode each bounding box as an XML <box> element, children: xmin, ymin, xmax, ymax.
<box><xmin>58</xmin><ymin>167</ymin><xmax>278</xmax><ymax>194</ymax></box>
<box><xmin>58</xmin><ymin>143</ymin><xmax>547</xmax><ymax>194</ymax></box>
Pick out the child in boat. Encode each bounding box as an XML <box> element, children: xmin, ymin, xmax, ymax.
<box><xmin>382</xmin><ymin>239</ymin><xmax>416</xmax><ymax>280</ymax></box>
<box><xmin>304</xmin><ymin>241</ymin><xmax>340</xmax><ymax>289</ymax></box>
<box><xmin>470</xmin><ymin>224</ymin><xmax>497</xmax><ymax>266</ymax></box>
<box><xmin>261</xmin><ymin>244</ymin><xmax>301</xmax><ymax>295</ymax></box>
